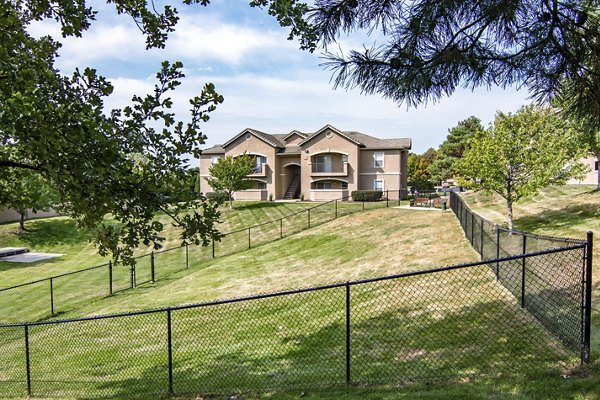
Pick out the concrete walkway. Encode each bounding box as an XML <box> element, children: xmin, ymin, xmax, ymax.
<box><xmin>0</xmin><ymin>248</ymin><xmax>64</xmax><ymax>263</ymax></box>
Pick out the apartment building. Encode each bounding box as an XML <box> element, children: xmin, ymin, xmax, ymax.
<box><xmin>200</xmin><ymin>124</ymin><xmax>411</xmax><ymax>201</ymax></box>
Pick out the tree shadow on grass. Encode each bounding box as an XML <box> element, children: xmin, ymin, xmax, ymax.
<box><xmin>7</xmin><ymin>218</ymin><xmax>94</xmax><ymax>248</ymax></box>
<box><xmin>514</xmin><ymin>203</ymin><xmax>600</xmax><ymax>233</ymax></box>
<box><xmin>90</xmin><ymin>298</ymin><xmax>583</xmax><ymax>399</ymax></box>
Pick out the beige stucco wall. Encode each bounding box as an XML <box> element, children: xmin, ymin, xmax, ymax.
<box><xmin>301</xmin><ymin>128</ymin><xmax>359</xmax><ymax>200</ymax></box>
<box><xmin>284</xmin><ymin>133</ymin><xmax>305</xmax><ymax>145</ymax></box>
<box><xmin>199</xmin><ymin>154</ymin><xmax>221</xmax><ymax>194</ymax></box>
<box><xmin>233</xmin><ymin>189</ymin><xmax>268</xmax><ymax>201</ymax></box>
<box><xmin>311</xmin><ymin>189</ymin><xmax>350</xmax><ymax>201</ymax></box>
<box><xmin>0</xmin><ymin>208</ymin><xmax>59</xmax><ymax>224</ymax></box>
<box><xmin>357</xmin><ymin>149</ymin><xmax>407</xmax><ymax>199</ymax></box>
<box><xmin>568</xmin><ymin>155</ymin><xmax>598</xmax><ymax>185</ymax></box>
<box><xmin>200</xmin><ymin>128</ymin><xmax>410</xmax><ymax>201</ymax></box>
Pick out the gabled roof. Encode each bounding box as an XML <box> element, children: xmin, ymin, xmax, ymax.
<box><xmin>298</xmin><ymin>124</ymin><xmax>364</xmax><ymax>147</ymax></box>
<box><xmin>202</xmin><ymin>145</ymin><xmax>225</xmax><ymax>155</ymax></box>
<box><xmin>344</xmin><ymin>132</ymin><xmax>412</xmax><ymax>150</ymax></box>
<box><xmin>205</xmin><ymin>125</ymin><xmax>411</xmax><ymax>154</ymax></box>
<box><xmin>222</xmin><ymin>128</ymin><xmax>285</xmax><ymax>149</ymax></box>
<box><xmin>277</xmin><ymin>145</ymin><xmax>302</xmax><ymax>155</ymax></box>
<box><xmin>283</xmin><ymin>130</ymin><xmax>308</xmax><ymax>142</ymax></box>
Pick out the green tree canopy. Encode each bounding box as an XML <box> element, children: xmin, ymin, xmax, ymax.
<box><xmin>407</xmin><ymin>153</ymin><xmax>434</xmax><ymax>190</ymax></box>
<box><xmin>206</xmin><ymin>156</ymin><xmax>255</xmax><ymax>209</ymax></box>
<box><xmin>458</xmin><ymin>105</ymin><xmax>587</xmax><ymax>231</ymax></box>
<box><xmin>428</xmin><ymin>117</ymin><xmax>484</xmax><ymax>185</ymax></box>
<box><xmin>0</xmin><ymin>0</ymin><xmax>224</xmax><ymax>265</ymax></box>
<box><xmin>0</xmin><ymin>149</ymin><xmax>59</xmax><ymax>230</ymax></box>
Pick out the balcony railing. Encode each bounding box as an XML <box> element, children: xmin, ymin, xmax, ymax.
<box><xmin>311</xmin><ymin>162</ymin><xmax>348</xmax><ymax>177</ymax></box>
<box><xmin>249</xmin><ymin>163</ymin><xmax>267</xmax><ymax>177</ymax></box>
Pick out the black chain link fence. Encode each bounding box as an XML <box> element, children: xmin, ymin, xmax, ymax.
<box><xmin>0</xmin><ymin>192</ymin><xmax>591</xmax><ymax>398</ymax></box>
<box><xmin>0</xmin><ymin>245</ymin><xmax>590</xmax><ymax>398</ymax></box>
<box><xmin>449</xmin><ymin>191</ymin><xmax>593</xmax><ymax>362</ymax></box>
<box><xmin>0</xmin><ymin>192</ymin><xmax>408</xmax><ymax>324</ymax></box>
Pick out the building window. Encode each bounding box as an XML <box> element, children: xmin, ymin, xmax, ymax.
<box><xmin>314</xmin><ymin>154</ymin><xmax>333</xmax><ymax>173</ymax></box>
<box><xmin>341</xmin><ymin>154</ymin><xmax>348</xmax><ymax>163</ymax></box>
<box><xmin>253</xmin><ymin>156</ymin><xmax>266</xmax><ymax>173</ymax></box>
<box><xmin>374</xmin><ymin>179</ymin><xmax>384</xmax><ymax>191</ymax></box>
<box><xmin>315</xmin><ymin>181</ymin><xmax>333</xmax><ymax>189</ymax></box>
<box><xmin>373</xmin><ymin>152</ymin><xmax>384</xmax><ymax>168</ymax></box>
<box><xmin>341</xmin><ymin>181</ymin><xmax>348</xmax><ymax>190</ymax></box>
<box><xmin>251</xmin><ymin>181</ymin><xmax>266</xmax><ymax>190</ymax></box>
<box><xmin>211</xmin><ymin>155</ymin><xmax>221</xmax><ymax>164</ymax></box>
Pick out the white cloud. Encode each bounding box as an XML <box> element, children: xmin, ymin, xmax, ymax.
<box><xmin>165</xmin><ymin>17</ymin><xmax>292</xmax><ymax>64</ymax></box>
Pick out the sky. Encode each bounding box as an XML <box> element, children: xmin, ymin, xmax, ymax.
<box><xmin>29</xmin><ymin>0</ymin><xmax>532</xmax><ymax>158</ymax></box>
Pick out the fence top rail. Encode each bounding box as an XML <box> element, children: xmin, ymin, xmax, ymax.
<box><xmin>222</xmin><ymin>193</ymin><xmax>374</xmax><ymax>235</ymax></box>
<box><xmin>0</xmin><ymin>262</ymin><xmax>110</xmax><ymax>293</ymax></box>
<box><xmin>450</xmin><ymin>192</ymin><xmax>585</xmax><ymax>245</ymax></box>
<box><xmin>0</xmin><ymin>242</ymin><xmax>585</xmax><ymax>329</ymax></box>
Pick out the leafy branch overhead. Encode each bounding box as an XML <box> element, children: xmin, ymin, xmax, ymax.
<box><xmin>0</xmin><ymin>1</ymin><xmax>224</xmax><ymax>265</ymax></box>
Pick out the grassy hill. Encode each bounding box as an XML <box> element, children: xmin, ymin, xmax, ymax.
<box><xmin>1</xmin><ymin>188</ymin><xmax>598</xmax><ymax>399</ymax></box>
<box><xmin>47</xmin><ymin>207</ymin><xmax>478</xmax><ymax>320</ymax></box>
<box><xmin>0</xmin><ymin>202</ymin><xmax>316</xmax><ymax>288</ymax></box>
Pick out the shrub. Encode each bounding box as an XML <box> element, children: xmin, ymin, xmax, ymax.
<box><xmin>205</xmin><ymin>191</ymin><xmax>229</xmax><ymax>204</ymax></box>
<box><xmin>351</xmin><ymin>190</ymin><xmax>383</xmax><ymax>201</ymax></box>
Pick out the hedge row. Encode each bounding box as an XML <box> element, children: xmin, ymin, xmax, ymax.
<box><xmin>351</xmin><ymin>190</ymin><xmax>383</xmax><ymax>201</ymax></box>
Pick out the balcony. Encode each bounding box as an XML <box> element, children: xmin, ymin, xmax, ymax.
<box><xmin>248</xmin><ymin>163</ymin><xmax>267</xmax><ymax>178</ymax></box>
<box><xmin>311</xmin><ymin>162</ymin><xmax>348</xmax><ymax>177</ymax></box>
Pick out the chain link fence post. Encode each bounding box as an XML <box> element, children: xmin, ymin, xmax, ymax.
<box><xmin>521</xmin><ymin>236</ymin><xmax>527</xmax><ymax>308</ymax></box>
<box><xmin>167</xmin><ymin>308</ymin><xmax>174</xmax><ymax>394</ymax></box>
<box><xmin>24</xmin><ymin>324</ymin><xmax>31</xmax><ymax>397</ymax></box>
<box><xmin>345</xmin><ymin>283</ymin><xmax>351</xmax><ymax>385</ymax></box>
<box><xmin>495</xmin><ymin>229</ymin><xmax>500</xmax><ymax>280</ymax></box>
<box><xmin>582</xmin><ymin>231</ymin><xmax>593</xmax><ymax>364</ymax></box>
<box><xmin>49</xmin><ymin>278</ymin><xmax>54</xmax><ymax>315</ymax></box>
<box><xmin>109</xmin><ymin>261</ymin><xmax>113</xmax><ymax>295</ymax></box>
<box><xmin>185</xmin><ymin>244</ymin><xmax>189</xmax><ymax>269</ymax></box>
<box><xmin>151</xmin><ymin>251</ymin><xmax>155</xmax><ymax>283</ymax></box>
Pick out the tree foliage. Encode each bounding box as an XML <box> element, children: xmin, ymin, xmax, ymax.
<box><xmin>0</xmin><ymin>0</ymin><xmax>225</xmax><ymax>265</ymax></box>
<box><xmin>428</xmin><ymin>116</ymin><xmax>483</xmax><ymax>185</ymax></box>
<box><xmin>0</xmin><ymin>148</ymin><xmax>59</xmax><ymax>230</ymax></box>
<box><xmin>458</xmin><ymin>105</ymin><xmax>586</xmax><ymax>231</ymax></box>
<box><xmin>258</xmin><ymin>0</ymin><xmax>600</xmax><ymax>131</ymax></box>
<box><xmin>206</xmin><ymin>156</ymin><xmax>255</xmax><ymax>209</ymax></box>
<box><xmin>407</xmin><ymin>153</ymin><xmax>434</xmax><ymax>190</ymax></box>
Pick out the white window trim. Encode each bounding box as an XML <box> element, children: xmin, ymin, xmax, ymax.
<box><xmin>373</xmin><ymin>152</ymin><xmax>384</xmax><ymax>168</ymax></box>
<box><xmin>374</xmin><ymin>179</ymin><xmax>385</xmax><ymax>191</ymax></box>
<box><xmin>210</xmin><ymin>155</ymin><xmax>221</xmax><ymax>164</ymax></box>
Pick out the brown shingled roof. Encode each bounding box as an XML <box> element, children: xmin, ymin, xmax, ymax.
<box><xmin>344</xmin><ymin>131</ymin><xmax>412</xmax><ymax>150</ymax></box>
<box><xmin>202</xmin><ymin>145</ymin><xmax>225</xmax><ymax>154</ymax></box>
<box><xmin>205</xmin><ymin>125</ymin><xmax>411</xmax><ymax>153</ymax></box>
<box><xmin>222</xmin><ymin>128</ymin><xmax>285</xmax><ymax>149</ymax></box>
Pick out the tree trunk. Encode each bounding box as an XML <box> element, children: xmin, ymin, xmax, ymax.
<box><xmin>228</xmin><ymin>192</ymin><xmax>233</xmax><ymax>210</ymax></box>
<box><xmin>506</xmin><ymin>199</ymin><xmax>514</xmax><ymax>233</ymax></box>
<box><xmin>18</xmin><ymin>211</ymin><xmax>26</xmax><ymax>231</ymax></box>
<box><xmin>597</xmin><ymin>161</ymin><xmax>600</xmax><ymax>191</ymax></box>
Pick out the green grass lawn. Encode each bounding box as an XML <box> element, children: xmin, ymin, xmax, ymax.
<box><xmin>0</xmin><ymin>201</ymin><xmax>316</xmax><ymax>288</ymax></box>
<box><xmin>0</xmin><ymin>200</ymin><xmax>402</xmax><ymax>323</ymax></box>
<box><xmin>0</xmin><ymin>188</ymin><xmax>597</xmax><ymax>399</ymax></box>
<box><xmin>0</xmin><ymin>204</ymin><xmax>583</xmax><ymax>399</ymax></box>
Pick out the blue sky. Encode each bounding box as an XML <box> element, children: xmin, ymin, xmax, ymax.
<box><xmin>30</xmin><ymin>0</ymin><xmax>531</xmax><ymax>156</ymax></box>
